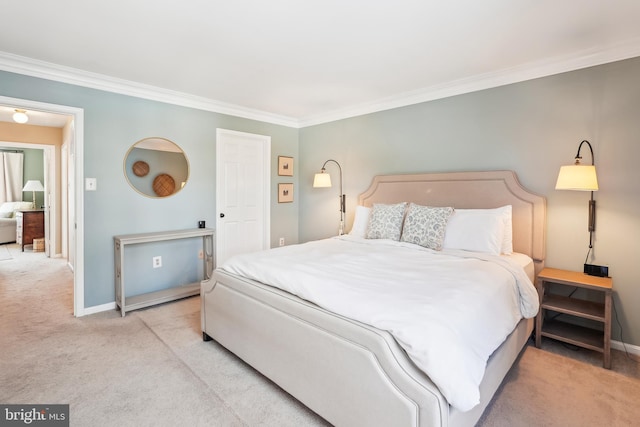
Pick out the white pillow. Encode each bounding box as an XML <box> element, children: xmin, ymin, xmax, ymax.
<box><xmin>349</xmin><ymin>205</ymin><xmax>371</xmax><ymax>238</ymax></box>
<box><xmin>442</xmin><ymin>208</ymin><xmax>507</xmax><ymax>255</ymax></box>
<box><xmin>445</xmin><ymin>206</ymin><xmax>512</xmax><ymax>254</ymax></box>
<box><xmin>0</xmin><ymin>202</ymin><xmax>15</xmax><ymax>214</ymax></box>
<box><xmin>492</xmin><ymin>205</ymin><xmax>513</xmax><ymax>254</ymax></box>
<box><xmin>365</xmin><ymin>202</ymin><xmax>407</xmax><ymax>241</ymax></box>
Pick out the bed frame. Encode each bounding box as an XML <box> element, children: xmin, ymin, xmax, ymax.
<box><xmin>201</xmin><ymin>170</ymin><xmax>546</xmax><ymax>427</ymax></box>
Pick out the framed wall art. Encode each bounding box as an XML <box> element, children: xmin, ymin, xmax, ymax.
<box><xmin>278</xmin><ymin>156</ymin><xmax>294</xmax><ymax>176</ymax></box>
<box><xmin>278</xmin><ymin>183</ymin><xmax>294</xmax><ymax>203</ymax></box>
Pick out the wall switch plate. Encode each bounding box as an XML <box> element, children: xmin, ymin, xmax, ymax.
<box><xmin>584</xmin><ymin>263</ymin><xmax>608</xmax><ymax>277</ymax></box>
<box><xmin>279</xmin><ymin>237</ymin><xmax>285</xmax><ymax>247</ymax></box>
<box><xmin>153</xmin><ymin>256</ymin><xmax>162</xmax><ymax>268</ymax></box>
<box><xmin>85</xmin><ymin>178</ymin><xmax>97</xmax><ymax>191</ymax></box>
<box><xmin>198</xmin><ymin>250</ymin><xmax>204</xmax><ymax>259</ymax></box>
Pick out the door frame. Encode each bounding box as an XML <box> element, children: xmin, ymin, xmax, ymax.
<box><xmin>0</xmin><ymin>140</ymin><xmax>56</xmax><ymax>254</ymax></box>
<box><xmin>0</xmin><ymin>95</ymin><xmax>85</xmax><ymax>317</ymax></box>
<box><xmin>215</xmin><ymin>128</ymin><xmax>271</xmax><ymax>265</ymax></box>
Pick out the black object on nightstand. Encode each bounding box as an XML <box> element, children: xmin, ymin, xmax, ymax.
<box><xmin>584</xmin><ymin>263</ymin><xmax>609</xmax><ymax>277</ymax></box>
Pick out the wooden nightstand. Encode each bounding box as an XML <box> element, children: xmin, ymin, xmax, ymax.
<box><xmin>535</xmin><ymin>267</ymin><xmax>612</xmax><ymax>368</ymax></box>
<box><xmin>16</xmin><ymin>209</ymin><xmax>45</xmax><ymax>252</ymax></box>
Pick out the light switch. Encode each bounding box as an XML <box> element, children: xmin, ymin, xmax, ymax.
<box><xmin>86</xmin><ymin>178</ymin><xmax>97</xmax><ymax>191</ymax></box>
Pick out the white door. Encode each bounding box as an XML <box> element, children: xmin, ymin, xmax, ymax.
<box><xmin>216</xmin><ymin>129</ymin><xmax>271</xmax><ymax>266</ymax></box>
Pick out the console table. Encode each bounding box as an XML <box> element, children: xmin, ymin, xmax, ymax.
<box><xmin>16</xmin><ymin>209</ymin><xmax>45</xmax><ymax>252</ymax></box>
<box><xmin>114</xmin><ymin>228</ymin><xmax>215</xmax><ymax>316</ymax></box>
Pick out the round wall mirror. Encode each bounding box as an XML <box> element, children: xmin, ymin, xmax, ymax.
<box><xmin>124</xmin><ymin>137</ymin><xmax>189</xmax><ymax>198</ymax></box>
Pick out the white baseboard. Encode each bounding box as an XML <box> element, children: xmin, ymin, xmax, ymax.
<box><xmin>612</xmin><ymin>339</ymin><xmax>640</xmax><ymax>359</ymax></box>
<box><xmin>79</xmin><ymin>301</ymin><xmax>117</xmax><ymax>316</ymax></box>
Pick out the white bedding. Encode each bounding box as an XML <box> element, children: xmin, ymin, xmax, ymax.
<box><xmin>220</xmin><ymin>235</ymin><xmax>539</xmax><ymax>411</ymax></box>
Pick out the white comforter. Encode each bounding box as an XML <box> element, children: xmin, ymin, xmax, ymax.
<box><xmin>221</xmin><ymin>235</ymin><xmax>539</xmax><ymax>411</ymax></box>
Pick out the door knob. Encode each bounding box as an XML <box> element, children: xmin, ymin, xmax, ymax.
<box><xmin>220</xmin><ymin>213</ymin><xmax>225</xmax><ymax>218</ymax></box>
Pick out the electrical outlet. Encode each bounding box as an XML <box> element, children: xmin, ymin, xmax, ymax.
<box><xmin>198</xmin><ymin>250</ymin><xmax>204</xmax><ymax>259</ymax></box>
<box><xmin>153</xmin><ymin>256</ymin><xmax>162</xmax><ymax>268</ymax></box>
<box><xmin>85</xmin><ymin>178</ymin><xmax>97</xmax><ymax>191</ymax></box>
<box><xmin>279</xmin><ymin>237</ymin><xmax>285</xmax><ymax>247</ymax></box>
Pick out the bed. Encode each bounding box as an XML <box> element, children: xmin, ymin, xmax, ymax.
<box><xmin>201</xmin><ymin>170</ymin><xmax>546</xmax><ymax>427</ymax></box>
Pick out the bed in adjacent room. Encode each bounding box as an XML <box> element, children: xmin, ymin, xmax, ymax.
<box><xmin>201</xmin><ymin>170</ymin><xmax>546</xmax><ymax>427</ymax></box>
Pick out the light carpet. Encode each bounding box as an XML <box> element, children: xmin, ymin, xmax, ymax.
<box><xmin>1</xmin><ymin>243</ymin><xmax>639</xmax><ymax>426</ymax></box>
<box><xmin>0</xmin><ymin>244</ymin><xmax>11</xmax><ymax>261</ymax></box>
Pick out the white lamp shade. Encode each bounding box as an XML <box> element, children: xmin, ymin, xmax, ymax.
<box><xmin>22</xmin><ymin>180</ymin><xmax>44</xmax><ymax>192</ymax></box>
<box><xmin>555</xmin><ymin>165</ymin><xmax>599</xmax><ymax>191</ymax></box>
<box><xmin>313</xmin><ymin>172</ymin><xmax>332</xmax><ymax>188</ymax></box>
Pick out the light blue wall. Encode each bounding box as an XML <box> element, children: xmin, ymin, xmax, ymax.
<box><xmin>300</xmin><ymin>57</ymin><xmax>640</xmax><ymax>346</ymax></box>
<box><xmin>21</xmin><ymin>148</ymin><xmax>45</xmax><ymax>207</ymax></box>
<box><xmin>0</xmin><ymin>70</ymin><xmax>299</xmax><ymax>308</ymax></box>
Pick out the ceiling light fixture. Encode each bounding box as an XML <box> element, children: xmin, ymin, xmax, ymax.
<box><xmin>13</xmin><ymin>109</ymin><xmax>29</xmax><ymax>124</ymax></box>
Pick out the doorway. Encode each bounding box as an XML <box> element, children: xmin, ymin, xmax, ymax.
<box><xmin>0</xmin><ymin>142</ymin><xmax>55</xmax><ymax>254</ymax></box>
<box><xmin>0</xmin><ymin>96</ymin><xmax>85</xmax><ymax>316</ymax></box>
<box><xmin>215</xmin><ymin>128</ymin><xmax>271</xmax><ymax>266</ymax></box>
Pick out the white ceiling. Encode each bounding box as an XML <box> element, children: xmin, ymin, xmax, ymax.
<box><xmin>1</xmin><ymin>0</ymin><xmax>640</xmax><ymax>128</ymax></box>
<box><xmin>0</xmin><ymin>105</ymin><xmax>69</xmax><ymax>127</ymax></box>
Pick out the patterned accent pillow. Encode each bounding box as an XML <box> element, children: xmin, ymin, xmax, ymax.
<box><xmin>400</xmin><ymin>204</ymin><xmax>454</xmax><ymax>250</ymax></box>
<box><xmin>365</xmin><ymin>202</ymin><xmax>407</xmax><ymax>241</ymax></box>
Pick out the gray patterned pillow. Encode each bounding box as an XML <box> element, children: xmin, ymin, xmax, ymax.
<box><xmin>365</xmin><ymin>202</ymin><xmax>407</xmax><ymax>241</ymax></box>
<box><xmin>400</xmin><ymin>204</ymin><xmax>454</xmax><ymax>250</ymax></box>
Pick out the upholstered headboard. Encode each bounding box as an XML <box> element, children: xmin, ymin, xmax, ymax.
<box><xmin>358</xmin><ymin>170</ymin><xmax>546</xmax><ymax>274</ymax></box>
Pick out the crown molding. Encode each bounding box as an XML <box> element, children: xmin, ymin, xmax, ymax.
<box><xmin>2</xmin><ymin>37</ymin><xmax>640</xmax><ymax>130</ymax></box>
<box><xmin>0</xmin><ymin>51</ymin><xmax>299</xmax><ymax>128</ymax></box>
<box><xmin>298</xmin><ymin>37</ymin><xmax>640</xmax><ymax>127</ymax></box>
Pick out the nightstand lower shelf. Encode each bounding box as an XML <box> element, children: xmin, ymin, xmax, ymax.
<box><xmin>540</xmin><ymin>319</ymin><xmax>604</xmax><ymax>353</ymax></box>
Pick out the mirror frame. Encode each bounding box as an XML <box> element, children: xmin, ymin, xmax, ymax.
<box><xmin>123</xmin><ymin>137</ymin><xmax>189</xmax><ymax>198</ymax></box>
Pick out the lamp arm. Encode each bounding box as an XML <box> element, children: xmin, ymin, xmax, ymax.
<box><xmin>321</xmin><ymin>159</ymin><xmax>345</xmax><ymax>214</ymax></box>
<box><xmin>321</xmin><ymin>159</ymin><xmax>345</xmax><ymax>235</ymax></box>
<box><xmin>576</xmin><ymin>140</ymin><xmax>596</xmax><ymax>246</ymax></box>
<box><xmin>576</xmin><ymin>140</ymin><xmax>595</xmax><ymax>165</ymax></box>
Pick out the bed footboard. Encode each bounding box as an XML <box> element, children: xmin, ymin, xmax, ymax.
<box><xmin>202</xmin><ymin>270</ymin><xmax>449</xmax><ymax>427</ymax></box>
<box><xmin>202</xmin><ymin>270</ymin><xmax>533</xmax><ymax>427</ymax></box>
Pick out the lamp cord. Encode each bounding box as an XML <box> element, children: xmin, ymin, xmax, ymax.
<box><xmin>612</xmin><ymin>296</ymin><xmax>632</xmax><ymax>359</ymax></box>
<box><xmin>584</xmin><ymin>246</ymin><xmax>592</xmax><ymax>265</ymax></box>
